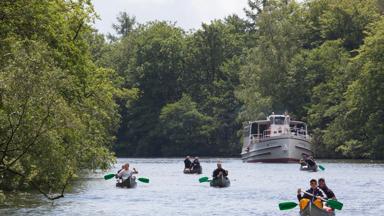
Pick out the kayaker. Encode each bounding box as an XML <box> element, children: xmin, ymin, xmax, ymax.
<box><xmin>318</xmin><ymin>178</ymin><xmax>336</xmax><ymax>199</ymax></box>
<box><xmin>191</xmin><ymin>157</ymin><xmax>201</xmax><ymax>171</ymax></box>
<box><xmin>297</xmin><ymin>179</ymin><xmax>324</xmax><ymax>209</ymax></box>
<box><xmin>212</xmin><ymin>162</ymin><xmax>228</xmax><ymax>179</ymax></box>
<box><xmin>184</xmin><ymin>156</ymin><xmax>192</xmax><ymax>171</ymax></box>
<box><xmin>117</xmin><ymin>163</ymin><xmax>138</xmax><ymax>181</ymax></box>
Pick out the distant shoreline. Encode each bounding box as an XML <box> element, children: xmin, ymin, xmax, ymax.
<box><xmin>114</xmin><ymin>157</ymin><xmax>384</xmax><ymax>163</ymax></box>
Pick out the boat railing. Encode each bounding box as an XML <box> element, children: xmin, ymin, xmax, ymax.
<box><xmin>250</xmin><ymin>126</ymin><xmax>308</xmax><ymax>142</ymax></box>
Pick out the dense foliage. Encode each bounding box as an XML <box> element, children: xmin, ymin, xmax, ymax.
<box><xmin>0</xmin><ymin>0</ymin><xmax>126</xmax><ymax>199</ymax></box>
<box><xmin>1</xmin><ymin>0</ymin><xmax>384</xmax><ymax>199</ymax></box>
<box><xmin>103</xmin><ymin>0</ymin><xmax>384</xmax><ymax>160</ymax></box>
<box><xmin>237</xmin><ymin>0</ymin><xmax>383</xmax><ymax>159</ymax></box>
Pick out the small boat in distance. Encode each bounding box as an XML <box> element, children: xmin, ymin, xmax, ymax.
<box><xmin>241</xmin><ymin>113</ymin><xmax>312</xmax><ymax>163</ymax></box>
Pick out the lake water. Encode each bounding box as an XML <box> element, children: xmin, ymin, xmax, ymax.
<box><xmin>1</xmin><ymin>158</ymin><xmax>384</xmax><ymax>215</ymax></box>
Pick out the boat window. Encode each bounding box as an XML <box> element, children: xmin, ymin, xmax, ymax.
<box><xmin>274</xmin><ymin>117</ymin><xmax>285</xmax><ymax>125</ymax></box>
<box><xmin>251</xmin><ymin>123</ymin><xmax>258</xmax><ymax>134</ymax></box>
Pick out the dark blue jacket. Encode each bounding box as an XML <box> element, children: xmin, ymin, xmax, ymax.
<box><xmin>319</xmin><ymin>186</ymin><xmax>336</xmax><ymax>199</ymax></box>
<box><xmin>297</xmin><ymin>188</ymin><xmax>324</xmax><ymax>202</ymax></box>
<box><xmin>184</xmin><ymin>159</ymin><xmax>192</xmax><ymax>169</ymax></box>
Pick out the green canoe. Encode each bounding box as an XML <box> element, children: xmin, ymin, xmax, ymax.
<box><xmin>209</xmin><ymin>175</ymin><xmax>230</xmax><ymax>188</ymax></box>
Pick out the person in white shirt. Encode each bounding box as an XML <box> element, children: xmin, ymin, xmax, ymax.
<box><xmin>117</xmin><ymin>163</ymin><xmax>138</xmax><ymax>181</ymax></box>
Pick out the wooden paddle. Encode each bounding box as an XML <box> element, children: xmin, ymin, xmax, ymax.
<box><xmin>302</xmin><ymin>190</ymin><xmax>343</xmax><ymax>210</ymax></box>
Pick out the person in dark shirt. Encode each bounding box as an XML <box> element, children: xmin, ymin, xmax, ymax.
<box><xmin>212</xmin><ymin>162</ymin><xmax>228</xmax><ymax>179</ymax></box>
<box><xmin>115</xmin><ymin>165</ymin><xmax>124</xmax><ymax>179</ymax></box>
<box><xmin>184</xmin><ymin>156</ymin><xmax>192</xmax><ymax>170</ymax></box>
<box><xmin>318</xmin><ymin>178</ymin><xmax>336</xmax><ymax>199</ymax></box>
<box><xmin>302</xmin><ymin>154</ymin><xmax>316</xmax><ymax>167</ymax></box>
<box><xmin>191</xmin><ymin>157</ymin><xmax>201</xmax><ymax>171</ymax></box>
<box><xmin>297</xmin><ymin>179</ymin><xmax>324</xmax><ymax>202</ymax></box>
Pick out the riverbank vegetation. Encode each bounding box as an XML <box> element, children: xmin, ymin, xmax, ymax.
<box><xmin>1</xmin><ymin>0</ymin><xmax>383</xmax><ymax>199</ymax></box>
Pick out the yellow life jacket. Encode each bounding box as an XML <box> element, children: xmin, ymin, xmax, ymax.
<box><xmin>300</xmin><ymin>198</ymin><xmax>310</xmax><ymax>210</ymax></box>
<box><xmin>300</xmin><ymin>198</ymin><xmax>323</xmax><ymax>210</ymax></box>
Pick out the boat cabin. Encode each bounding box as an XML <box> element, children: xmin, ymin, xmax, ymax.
<box><xmin>243</xmin><ymin>114</ymin><xmax>309</xmax><ymax>143</ymax></box>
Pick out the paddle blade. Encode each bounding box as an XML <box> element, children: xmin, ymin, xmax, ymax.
<box><xmin>318</xmin><ymin>165</ymin><xmax>325</xmax><ymax>171</ymax></box>
<box><xmin>138</xmin><ymin>177</ymin><xmax>149</xmax><ymax>183</ymax></box>
<box><xmin>104</xmin><ymin>173</ymin><xmax>116</xmax><ymax>180</ymax></box>
<box><xmin>278</xmin><ymin>202</ymin><xmax>298</xmax><ymax>210</ymax></box>
<box><xmin>327</xmin><ymin>199</ymin><xmax>343</xmax><ymax>210</ymax></box>
<box><xmin>199</xmin><ymin>176</ymin><xmax>209</xmax><ymax>183</ymax></box>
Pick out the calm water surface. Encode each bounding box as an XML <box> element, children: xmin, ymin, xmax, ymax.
<box><xmin>1</xmin><ymin>158</ymin><xmax>384</xmax><ymax>215</ymax></box>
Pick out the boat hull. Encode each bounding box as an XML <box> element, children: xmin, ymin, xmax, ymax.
<box><xmin>116</xmin><ymin>177</ymin><xmax>137</xmax><ymax>188</ymax></box>
<box><xmin>300</xmin><ymin>204</ymin><xmax>335</xmax><ymax>216</ymax></box>
<box><xmin>241</xmin><ymin>135</ymin><xmax>312</xmax><ymax>163</ymax></box>
<box><xmin>300</xmin><ymin>165</ymin><xmax>318</xmax><ymax>172</ymax></box>
<box><xmin>210</xmin><ymin>176</ymin><xmax>230</xmax><ymax>188</ymax></box>
<box><xmin>183</xmin><ymin>167</ymin><xmax>202</xmax><ymax>174</ymax></box>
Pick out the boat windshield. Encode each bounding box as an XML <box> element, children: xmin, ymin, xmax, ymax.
<box><xmin>274</xmin><ymin>117</ymin><xmax>285</xmax><ymax>125</ymax></box>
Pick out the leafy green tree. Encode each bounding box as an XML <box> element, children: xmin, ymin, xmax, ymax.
<box><xmin>238</xmin><ymin>0</ymin><xmax>307</xmax><ymax>119</ymax></box>
<box><xmin>324</xmin><ymin>17</ymin><xmax>384</xmax><ymax>159</ymax></box>
<box><xmin>0</xmin><ymin>0</ymin><xmax>122</xmax><ymax>199</ymax></box>
<box><xmin>108</xmin><ymin>12</ymin><xmax>137</xmax><ymax>41</ymax></box>
<box><xmin>184</xmin><ymin>16</ymin><xmax>250</xmax><ymax>155</ymax></box>
<box><xmin>158</xmin><ymin>95</ymin><xmax>214</xmax><ymax>156</ymax></box>
<box><xmin>112</xmin><ymin>22</ymin><xmax>186</xmax><ymax>156</ymax></box>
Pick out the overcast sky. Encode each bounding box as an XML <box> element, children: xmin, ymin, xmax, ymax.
<box><xmin>92</xmin><ymin>0</ymin><xmax>250</xmax><ymax>34</ymax></box>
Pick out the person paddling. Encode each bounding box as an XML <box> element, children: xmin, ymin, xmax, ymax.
<box><xmin>191</xmin><ymin>157</ymin><xmax>201</xmax><ymax>171</ymax></box>
<box><xmin>115</xmin><ymin>165</ymin><xmax>124</xmax><ymax>179</ymax></box>
<box><xmin>318</xmin><ymin>178</ymin><xmax>336</xmax><ymax>199</ymax></box>
<box><xmin>184</xmin><ymin>156</ymin><xmax>192</xmax><ymax>171</ymax></box>
<box><xmin>297</xmin><ymin>179</ymin><xmax>324</xmax><ymax>209</ymax></box>
<box><xmin>117</xmin><ymin>163</ymin><xmax>138</xmax><ymax>183</ymax></box>
<box><xmin>301</xmin><ymin>154</ymin><xmax>316</xmax><ymax>167</ymax></box>
<box><xmin>212</xmin><ymin>162</ymin><xmax>228</xmax><ymax>180</ymax></box>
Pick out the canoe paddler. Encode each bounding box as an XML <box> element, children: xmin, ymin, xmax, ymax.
<box><xmin>318</xmin><ymin>178</ymin><xmax>336</xmax><ymax>199</ymax></box>
<box><xmin>184</xmin><ymin>156</ymin><xmax>192</xmax><ymax>171</ymax></box>
<box><xmin>212</xmin><ymin>162</ymin><xmax>228</xmax><ymax>180</ymax></box>
<box><xmin>117</xmin><ymin>163</ymin><xmax>138</xmax><ymax>181</ymax></box>
<box><xmin>297</xmin><ymin>179</ymin><xmax>324</xmax><ymax>209</ymax></box>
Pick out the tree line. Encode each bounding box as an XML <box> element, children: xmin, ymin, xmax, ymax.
<box><xmin>1</xmin><ymin>0</ymin><xmax>383</xmax><ymax>199</ymax></box>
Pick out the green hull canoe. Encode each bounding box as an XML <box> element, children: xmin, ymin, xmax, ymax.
<box><xmin>209</xmin><ymin>176</ymin><xmax>230</xmax><ymax>188</ymax></box>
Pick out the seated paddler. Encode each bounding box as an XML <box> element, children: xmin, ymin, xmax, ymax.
<box><xmin>184</xmin><ymin>156</ymin><xmax>192</xmax><ymax>171</ymax></box>
<box><xmin>297</xmin><ymin>179</ymin><xmax>325</xmax><ymax>209</ymax></box>
<box><xmin>117</xmin><ymin>163</ymin><xmax>138</xmax><ymax>183</ymax></box>
<box><xmin>212</xmin><ymin>162</ymin><xmax>228</xmax><ymax>180</ymax></box>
